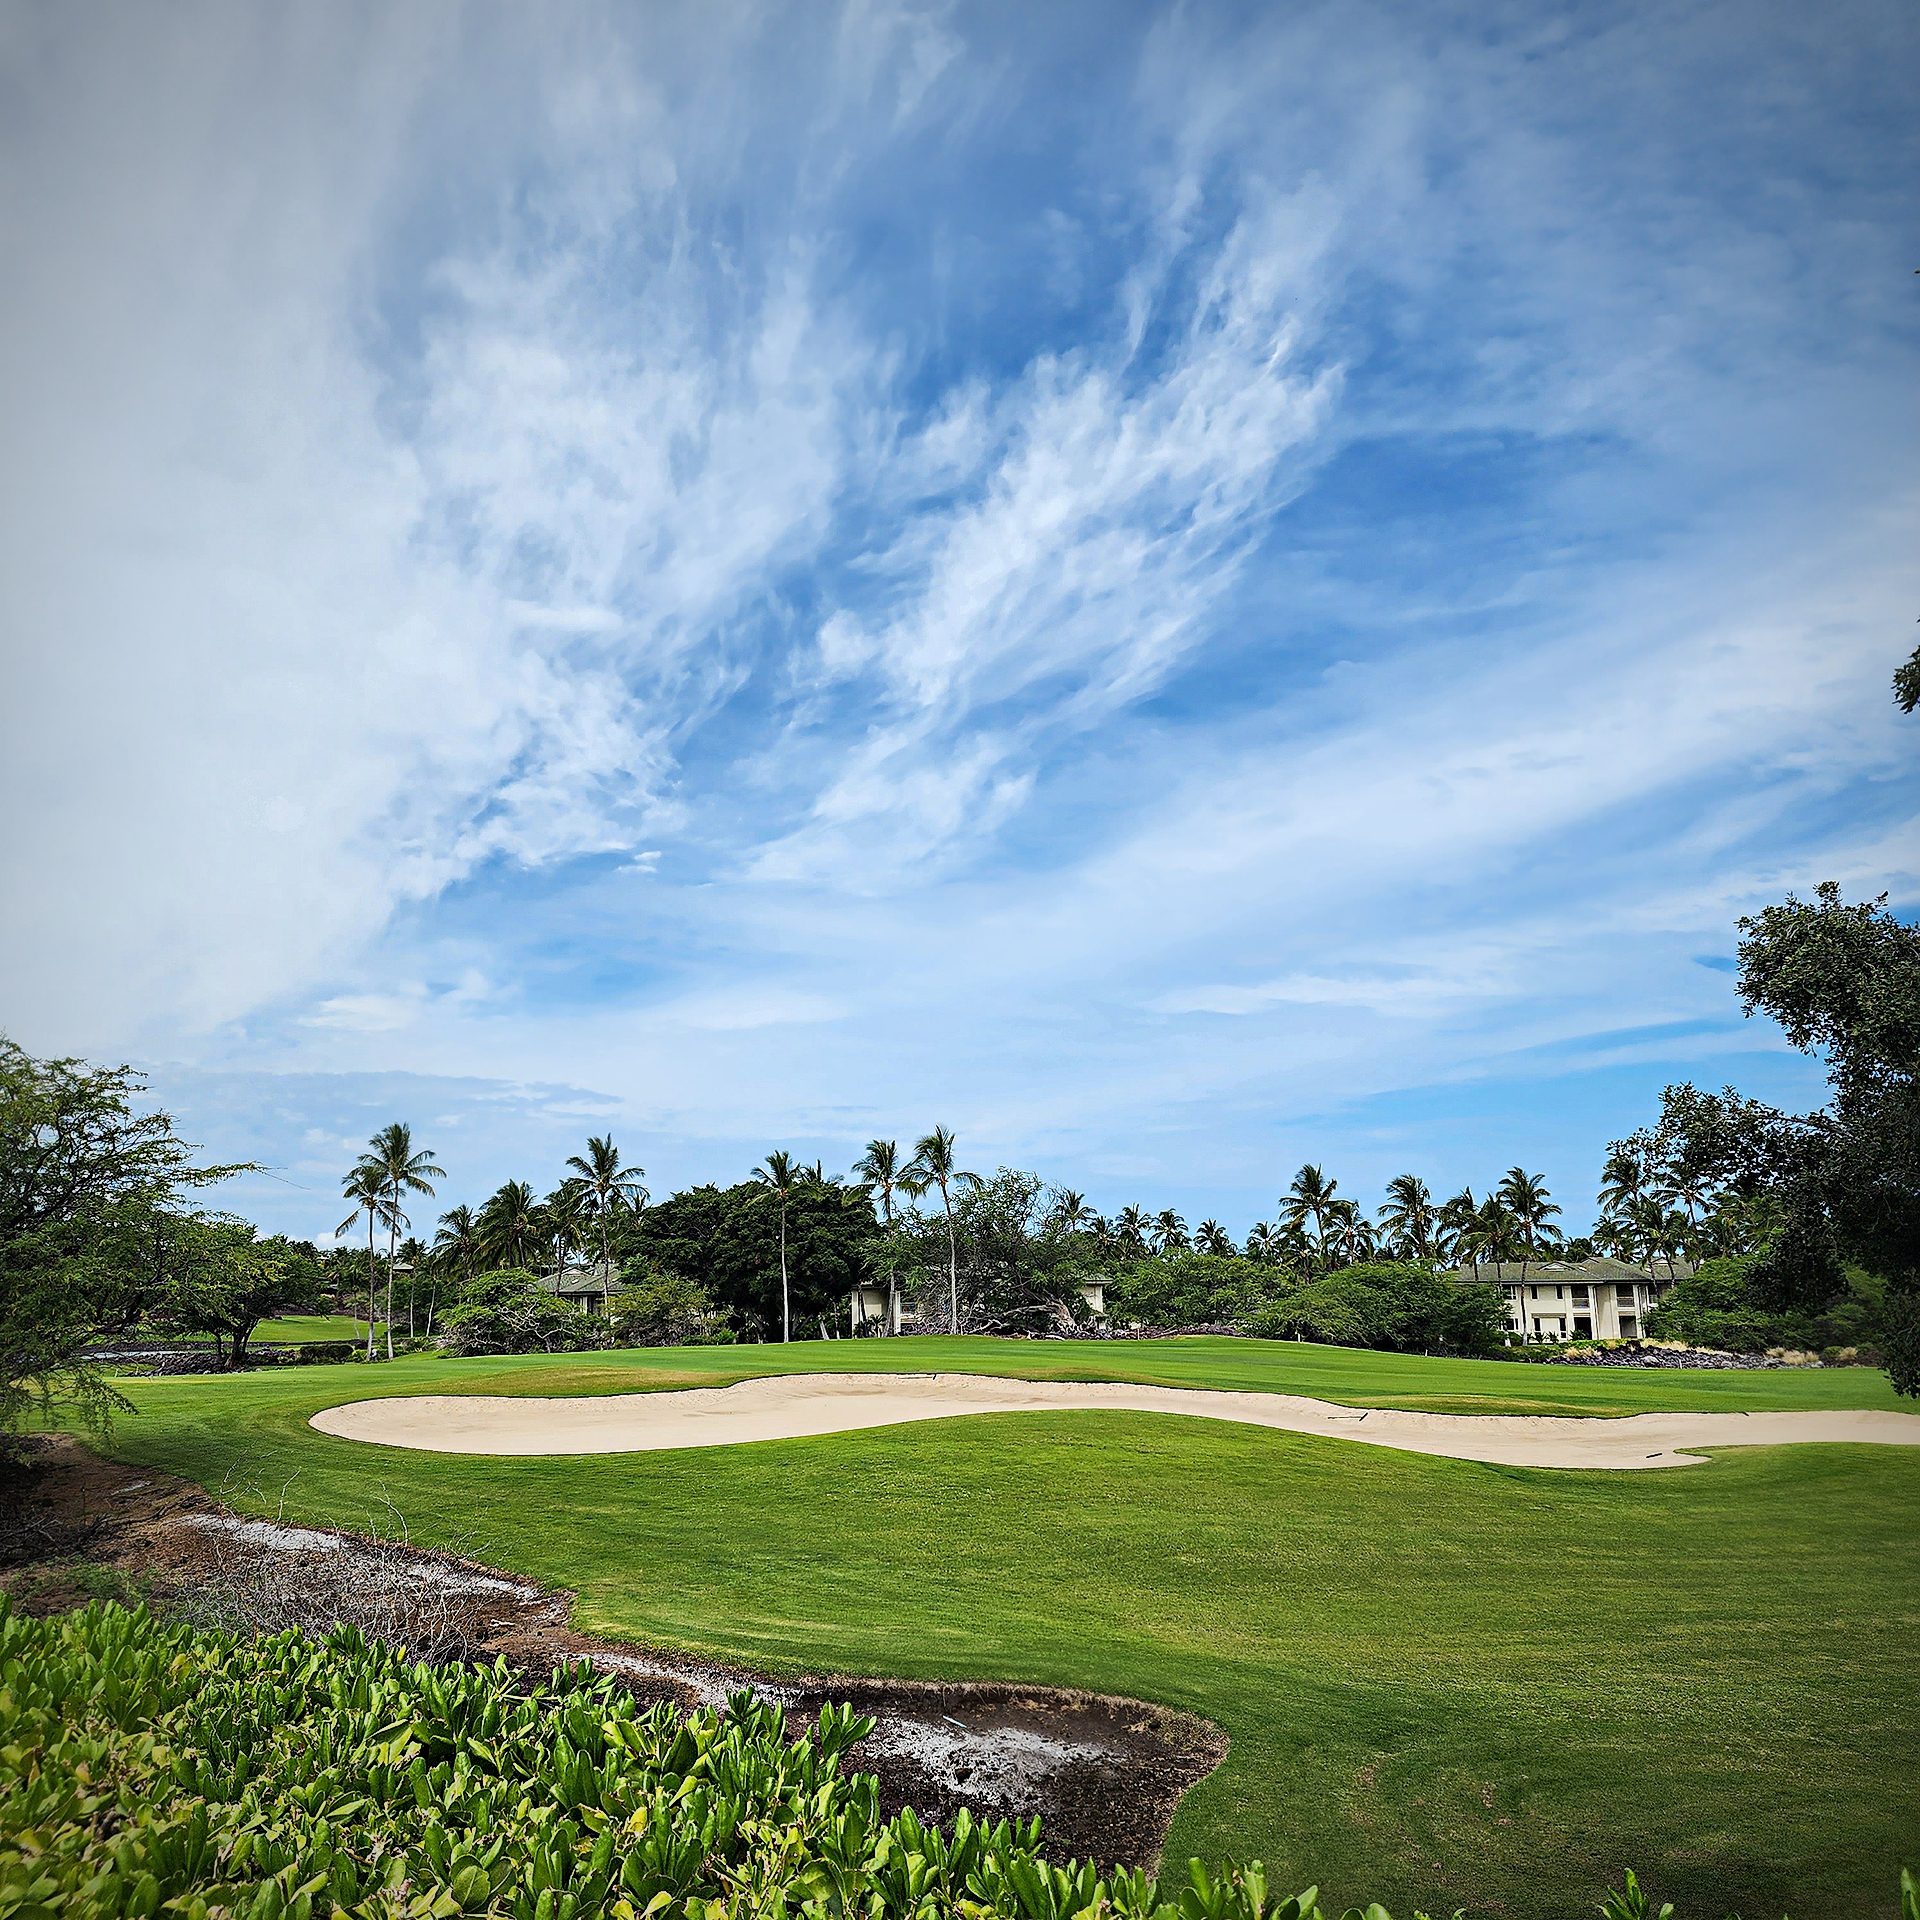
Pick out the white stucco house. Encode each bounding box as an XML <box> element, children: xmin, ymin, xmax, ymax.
<box><xmin>1454</xmin><ymin>1255</ymin><xmax>1693</xmax><ymax>1344</ymax></box>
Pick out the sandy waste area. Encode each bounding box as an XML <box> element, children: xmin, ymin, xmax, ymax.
<box><xmin>308</xmin><ymin>1369</ymin><xmax>1920</xmax><ymax>1469</ymax></box>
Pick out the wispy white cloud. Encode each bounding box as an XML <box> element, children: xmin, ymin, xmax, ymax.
<box><xmin>2</xmin><ymin>0</ymin><xmax>1914</xmax><ymax>1237</ymax></box>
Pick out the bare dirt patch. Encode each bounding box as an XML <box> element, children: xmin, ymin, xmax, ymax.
<box><xmin>1</xmin><ymin>1437</ymin><xmax>1222</xmax><ymax>1868</ymax></box>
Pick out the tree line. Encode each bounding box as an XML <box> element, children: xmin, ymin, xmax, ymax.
<box><xmin>2</xmin><ymin>843</ymin><xmax>1913</xmax><ymax>1408</ymax></box>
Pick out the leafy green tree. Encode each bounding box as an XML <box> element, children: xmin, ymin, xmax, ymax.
<box><xmin>440</xmin><ymin>1269</ymin><xmax>610</xmax><ymax>1357</ymax></box>
<box><xmin>1736</xmin><ymin>885</ymin><xmax>1920</xmax><ymax>1393</ymax></box>
<box><xmin>154</xmin><ymin>1223</ymin><xmax>323</xmax><ymax>1369</ymax></box>
<box><xmin>619</xmin><ymin>1177</ymin><xmax>874</xmax><ymax>1338</ymax></box>
<box><xmin>1894</xmin><ymin>638</ymin><xmax>1920</xmax><ymax>714</ymax></box>
<box><xmin>564</xmin><ymin>1135</ymin><xmax>647</xmax><ymax>1272</ymax></box>
<box><xmin>901</xmin><ymin>1126</ymin><xmax>967</xmax><ymax>1333</ymax></box>
<box><xmin>0</xmin><ymin>1038</ymin><xmax>239</xmax><ymax>1429</ymax></box>
<box><xmin>1247</xmin><ymin>1261</ymin><xmax>1505</xmax><ymax>1353</ymax></box>
<box><xmin>896</xmin><ymin>1169</ymin><xmax>1100</xmax><ymax>1334</ymax></box>
<box><xmin>1646</xmin><ymin>1253</ymin><xmax>1886</xmax><ymax>1356</ymax></box>
<box><xmin>610</xmin><ymin>1269</ymin><xmax>730</xmax><ymax>1347</ymax></box>
<box><xmin>1107</xmin><ymin>1249</ymin><xmax>1293</xmax><ymax>1329</ymax></box>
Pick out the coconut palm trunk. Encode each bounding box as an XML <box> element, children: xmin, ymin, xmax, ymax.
<box><xmin>779</xmin><ymin>1203</ymin><xmax>790</xmax><ymax>1343</ymax></box>
<box><xmin>940</xmin><ymin>1175</ymin><xmax>957</xmax><ymax>1332</ymax></box>
<box><xmin>365</xmin><ymin>1214</ymin><xmax>378</xmax><ymax>1360</ymax></box>
<box><xmin>385</xmin><ymin>1215</ymin><xmax>399</xmax><ymax>1360</ymax></box>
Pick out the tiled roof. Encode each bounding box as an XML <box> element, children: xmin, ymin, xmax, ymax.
<box><xmin>1451</xmin><ymin>1255</ymin><xmax>1694</xmax><ymax>1286</ymax></box>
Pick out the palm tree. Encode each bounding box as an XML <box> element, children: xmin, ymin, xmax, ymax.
<box><xmin>1656</xmin><ymin>1168</ymin><xmax>1714</xmax><ymax>1228</ymax></box>
<box><xmin>1435</xmin><ymin>1186</ymin><xmax>1478</xmax><ymax>1267</ymax></box>
<box><xmin>358</xmin><ymin>1123</ymin><xmax>443</xmax><ymax>1357</ymax></box>
<box><xmin>1152</xmin><ymin>1208</ymin><xmax>1189</xmax><ymax>1254</ymax></box>
<box><xmin>544</xmin><ymin>1178</ymin><xmax>592</xmax><ymax>1276</ymax></box>
<box><xmin>1378</xmin><ymin>1175</ymin><xmax>1437</xmax><ymax>1262</ymax></box>
<box><xmin>337</xmin><ymin>1165</ymin><xmax>397</xmax><ymax>1361</ymax></box>
<box><xmin>902</xmin><ymin>1125</ymin><xmax>965</xmax><ymax>1334</ymax></box>
<box><xmin>1051</xmin><ymin>1188</ymin><xmax>1092</xmax><ymax>1233</ymax></box>
<box><xmin>854</xmin><ymin>1140</ymin><xmax>904</xmax><ymax>1225</ymax></box>
<box><xmin>477</xmin><ymin>1179</ymin><xmax>542</xmax><ymax>1271</ymax></box>
<box><xmin>427</xmin><ymin>1204</ymin><xmax>480</xmax><ymax>1335</ymax></box>
<box><xmin>1626</xmin><ymin>1195</ymin><xmax>1687</xmax><ymax>1279</ymax></box>
<box><xmin>1597</xmin><ymin>1148</ymin><xmax>1646</xmax><ymax>1225</ymax></box>
<box><xmin>1325</xmin><ymin>1199</ymin><xmax>1376</xmax><ymax>1267</ymax></box>
<box><xmin>564</xmin><ymin>1135</ymin><xmax>647</xmax><ymax>1274</ymax></box>
<box><xmin>1460</xmin><ymin>1195</ymin><xmax>1524</xmax><ymax>1272</ymax></box>
<box><xmin>751</xmin><ymin>1150</ymin><xmax>805</xmax><ymax>1342</ymax></box>
<box><xmin>1194</xmin><ymin>1218</ymin><xmax>1233</xmax><ymax>1256</ymax></box>
<box><xmin>1496</xmin><ymin>1168</ymin><xmax>1561</xmax><ymax>1280</ymax></box>
<box><xmin>851</xmin><ymin>1140</ymin><xmax>906</xmax><ymax>1332</ymax></box>
<box><xmin>1113</xmin><ymin>1205</ymin><xmax>1151</xmax><ymax>1255</ymax></box>
<box><xmin>1283</xmin><ymin>1165</ymin><xmax>1340</xmax><ymax>1271</ymax></box>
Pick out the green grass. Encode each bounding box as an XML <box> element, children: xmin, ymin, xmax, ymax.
<box><xmin>250</xmin><ymin>1313</ymin><xmax>370</xmax><ymax>1344</ymax></box>
<box><xmin>65</xmin><ymin>1336</ymin><xmax>1920</xmax><ymax>1920</ymax></box>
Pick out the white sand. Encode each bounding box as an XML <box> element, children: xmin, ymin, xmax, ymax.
<box><xmin>307</xmin><ymin>1370</ymin><xmax>1920</xmax><ymax>1470</ymax></box>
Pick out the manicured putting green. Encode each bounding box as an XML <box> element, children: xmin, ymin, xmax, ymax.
<box><xmin>74</xmin><ymin>1337</ymin><xmax>1920</xmax><ymax>1920</ymax></box>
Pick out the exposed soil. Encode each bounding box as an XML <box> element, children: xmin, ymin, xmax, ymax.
<box><xmin>0</xmin><ymin>1437</ymin><xmax>1224</xmax><ymax>1868</ymax></box>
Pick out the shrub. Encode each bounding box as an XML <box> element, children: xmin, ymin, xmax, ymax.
<box><xmin>610</xmin><ymin>1269</ymin><xmax>734</xmax><ymax>1347</ymax></box>
<box><xmin>8</xmin><ymin>1601</ymin><xmax>1893</xmax><ymax>1920</ymax></box>
<box><xmin>1244</xmin><ymin>1264</ymin><xmax>1505</xmax><ymax>1354</ymax></box>
<box><xmin>1648</xmin><ymin>1255</ymin><xmax>1888</xmax><ymax>1354</ymax></box>
<box><xmin>1106</xmin><ymin>1252</ymin><xmax>1294</xmax><ymax>1329</ymax></box>
<box><xmin>440</xmin><ymin>1269</ymin><xmax>613</xmax><ymax>1357</ymax></box>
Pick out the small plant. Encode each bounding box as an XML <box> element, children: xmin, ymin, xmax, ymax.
<box><xmin>0</xmin><ymin>1601</ymin><xmax>1909</xmax><ymax>1920</ymax></box>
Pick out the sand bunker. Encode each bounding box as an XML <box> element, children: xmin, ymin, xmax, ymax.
<box><xmin>308</xmin><ymin>1370</ymin><xmax>1920</xmax><ymax>1469</ymax></box>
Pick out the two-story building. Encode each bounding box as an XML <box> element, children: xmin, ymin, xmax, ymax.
<box><xmin>1452</xmin><ymin>1255</ymin><xmax>1692</xmax><ymax>1344</ymax></box>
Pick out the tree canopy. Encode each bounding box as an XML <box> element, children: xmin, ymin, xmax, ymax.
<box><xmin>1736</xmin><ymin>885</ymin><xmax>1920</xmax><ymax>1393</ymax></box>
<box><xmin>617</xmin><ymin>1178</ymin><xmax>876</xmax><ymax>1338</ymax></box>
<box><xmin>0</xmin><ymin>1036</ymin><xmax>240</xmax><ymax>1429</ymax></box>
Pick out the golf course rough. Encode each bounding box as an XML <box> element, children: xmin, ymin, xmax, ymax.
<box><xmin>72</xmin><ymin>1337</ymin><xmax>1920</xmax><ymax>1918</ymax></box>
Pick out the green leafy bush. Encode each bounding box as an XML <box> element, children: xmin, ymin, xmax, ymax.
<box><xmin>1243</xmin><ymin>1264</ymin><xmax>1505</xmax><ymax>1355</ymax></box>
<box><xmin>1647</xmin><ymin>1255</ymin><xmax>1886</xmax><ymax>1357</ymax></box>
<box><xmin>440</xmin><ymin>1269</ymin><xmax>613</xmax><ymax>1357</ymax></box>
<box><xmin>2</xmin><ymin>1602</ymin><xmax>1906</xmax><ymax>1920</ymax></box>
<box><xmin>1106</xmin><ymin>1252</ymin><xmax>1293</xmax><ymax>1329</ymax></box>
<box><xmin>610</xmin><ymin>1270</ymin><xmax>734</xmax><ymax>1347</ymax></box>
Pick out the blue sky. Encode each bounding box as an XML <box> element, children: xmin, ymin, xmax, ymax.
<box><xmin>2</xmin><ymin>0</ymin><xmax>1915</xmax><ymax>1244</ymax></box>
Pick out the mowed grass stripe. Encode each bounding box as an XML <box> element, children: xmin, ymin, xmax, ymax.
<box><xmin>110</xmin><ymin>1332</ymin><xmax>1913</xmax><ymax>1417</ymax></box>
